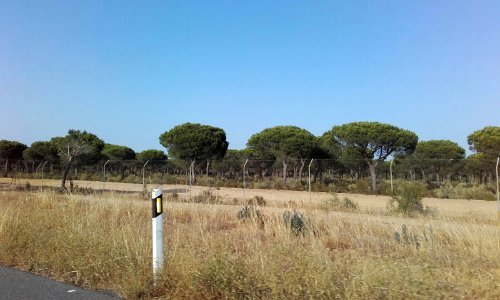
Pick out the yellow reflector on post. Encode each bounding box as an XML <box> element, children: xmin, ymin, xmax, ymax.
<box><xmin>156</xmin><ymin>198</ymin><xmax>162</xmax><ymax>213</ymax></box>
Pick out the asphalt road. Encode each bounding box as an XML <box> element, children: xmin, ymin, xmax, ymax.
<box><xmin>0</xmin><ymin>267</ymin><xmax>120</xmax><ymax>300</ymax></box>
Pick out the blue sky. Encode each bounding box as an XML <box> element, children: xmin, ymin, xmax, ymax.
<box><xmin>1</xmin><ymin>1</ymin><xmax>499</xmax><ymax>153</ymax></box>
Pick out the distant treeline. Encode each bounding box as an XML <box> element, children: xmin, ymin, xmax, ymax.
<box><xmin>1</xmin><ymin>122</ymin><xmax>499</xmax><ymax>193</ymax></box>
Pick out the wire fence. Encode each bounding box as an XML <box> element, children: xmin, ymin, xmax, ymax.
<box><xmin>1</xmin><ymin>158</ymin><xmax>498</xmax><ymax>197</ymax></box>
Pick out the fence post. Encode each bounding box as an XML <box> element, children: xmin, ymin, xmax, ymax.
<box><xmin>41</xmin><ymin>161</ymin><xmax>48</xmax><ymax>191</ymax></box>
<box><xmin>243</xmin><ymin>159</ymin><xmax>249</xmax><ymax>199</ymax></box>
<box><xmin>142</xmin><ymin>160</ymin><xmax>149</xmax><ymax>192</ymax></box>
<box><xmin>496</xmin><ymin>157</ymin><xmax>499</xmax><ymax>221</ymax></box>
<box><xmin>152</xmin><ymin>187</ymin><xmax>164</xmax><ymax>281</ymax></box>
<box><xmin>189</xmin><ymin>160</ymin><xmax>195</xmax><ymax>200</ymax></box>
<box><xmin>308</xmin><ymin>159</ymin><xmax>314</xmax><ymax>202</ymax></box>
<box><xmin>102</xmin><ymin>159</ymin><xmax>110</xmax><ymax>191</ymax></box>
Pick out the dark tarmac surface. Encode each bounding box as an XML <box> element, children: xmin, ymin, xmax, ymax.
<box><xmin>0</xmin><ymin>267</ymin><xmax>120</xmax><ymax>300</ymax></box>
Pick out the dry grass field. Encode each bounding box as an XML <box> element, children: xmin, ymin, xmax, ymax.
<box><xmin>1</xmin><ymin>177</ymin><xmax>497</xmax><ymax>220</ymax></box>
<box><xmin>0</xmin><ymin>178</ymin><xmax>499</xmax><ymax>299</ymax></box>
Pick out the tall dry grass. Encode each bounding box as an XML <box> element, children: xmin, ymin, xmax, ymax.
<box><xmin>0</xmin><ymin>190</ymin><xmax>499</xmax><ymax>299</ymax></box>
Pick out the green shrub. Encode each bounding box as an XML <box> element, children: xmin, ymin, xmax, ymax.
<box><xmin>463</xmin><ymin>185</ymin><xmax>496</xmax><ymax>201</ymax></box>
<box><xmin>433</xmin><ymin>182</ymin><xmax>495</xmax><ymax>201</ymax></box>
<box><xmin>388</xmin><ymin>182</ymin><xmax>429</xmax><ymax>215</ymax></box>
<box><xmin>237</xmin><ymin>206</ymin><xmax>262</xmax><ymax>221</ymax></box>
<box><xmin>320</xmin><ymin>194</ymin><xmax>359</xmax><ymax>212</ymax></box>
<box><xmin>272</xmin><ymin>178</ymin><xmax>284</xmax><ymax>190</ymax></box>
<box><xmin>196</xmin><ymin>176</ymin><xmax>222</xmax><ymax>188</ymax></box>
<box><xmin>237</xmin><ymin>206</ymin><xmax>265</xmax><ymax>228</ymax></box>
<box><xmin>282</xmin><ymin>211</ymin><xmax>307</xmax><ymax>236</ymax></box>
<box><xmin>433</xmin><ymin>182</ymin><xmax>461</xmax><ymax>199</ymax></box>
<box><xmin>253</xmin><ymin>180</ymin><xmax>272</xmax><ymax>189</ymax></box>
<box><xmin>347</xmin><ymin>180</ymin><xmax>370</xmax><ymax>194</ymax></box>
<box><xmin>285</xmin><ymin>179</ymin><xmax>303</xmax><ymax>191</ymax></box>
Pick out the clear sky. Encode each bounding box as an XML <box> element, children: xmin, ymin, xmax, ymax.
<box><xmin>1</xmin><ymin>1</ymin><xmax>499</xmax><ymax>153</ymax></box>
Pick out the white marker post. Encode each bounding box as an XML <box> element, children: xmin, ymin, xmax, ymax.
<box><xmin>152</xmin><ymin>187</ymin><xmax>164</xmax><ymax>280</ymax></box>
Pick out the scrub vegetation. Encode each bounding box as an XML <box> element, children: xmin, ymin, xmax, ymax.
<box><xmin>1</xmin><ymin>190</ymin><xmax>499</xmax><ymax>299</ymax></box>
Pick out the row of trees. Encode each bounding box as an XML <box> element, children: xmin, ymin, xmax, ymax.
<box><xmin>1</xmin><ymin>122</ymin><xmax>499</xmax><ymax>191</ymax></box>
<box><xmin>1</xmin><ymin>130</ymin><xmax>166</xmax><ymax>191</ymax></box>
<box><xmin>160</xmin><ymin>122</ymin><xmax>499</xmax><ymax>190</ymax></box>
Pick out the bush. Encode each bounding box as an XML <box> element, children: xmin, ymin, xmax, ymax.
<box><xmin>285</xmin><ymin>179</ymin><xmax>303</xmax><ymax>191</ymax></box>
<box><xmin>253</xmin><ymin>180</ymin><xmax>273</xmax><ymax>189</ymax></box>
<box><xmin>347</xmin><ymin>180</ymin><xmax>371</xmax><ymax>194</ymax></box>
<box><xmin>237</xmin><ymin>206</ymin><xmax>262</xmax><ymax>220</ymax></box>
<box><xmin>388</xmin><ymin>182</ymin><xmax>429</xmax><ymax>215</ymax></box>
<box><xmin>310</xmin><ymin>181</ymin><xmax>328</xmax><ymax>192</ymax></box>
<box><xmin>320</xmin><ymin>194</ymin><xmax>359</xmax><ymax>212</ymax></box>
<box><xmin>282</xmin><ymin>211</ymin><xmax>307</xmax><ymax>236</ymax></box>
<box><xmin>192</xmin><ymin>190</ymin><xmax>221</xmax><ymax>204</ymax></box>
<box><xmin>433</xmin><ymin>182</ymin><xmax>495</xmax><ymax>201</ymax></box>
<box><xmin>325</xmin><ymin>182</ymin><xmax>346</xmax><ymax>193</ymax></box>
<box><xmin>196</xmin><ymin>176</ymin><xmax>222</xmax><ymax>188</ymax></box>
<box><xmin>463</xmin><ymin>185</ymin><xmax>496</xmax><ymax>201</ymax></box>
<box><xmin>237</xmin><ymin>206</ymin><xmax>265</xmax><ymax>228</ymax></box>
<box><xmin>123</xmin><ymin>174</ymin><xmax>140</xmax><ymax>184</ymax></box>
<box><xmin>433</xmin><ymin>182</ymin><xmax>460</xmax><ymax>199</ymax></box>
<box><xmin>247</xmin><ymin>196</ymin><xmax>266</xmax><ymax>206</ymax></box>
<box><xmin>341</xmin><ymin>197</ymin><xmax>359</xmax><ymax>211</ymax></box>
<box><xmin>375</xmin><ymin>181</ymin><xmax>391</xmax><ymax>195</ymax></box>
<box><xmin>272</xmin><ymin>178</ymin><xmax>284</xmax><ymax>190</ymax></box>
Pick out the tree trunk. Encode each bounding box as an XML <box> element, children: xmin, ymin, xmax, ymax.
<box><xmin>313</xmin><ymin>162</ymin><xmax>321</xmax><ymax>183</ymax></box>
<box><xmin>298</xmin><ymin>159</ymin><xmax>305</xmax><ymax>184</ymax></box>
<box><xmin>436</xmin><ymin>173</ymin><xmax>440</xmax><ymax>185</ymax></box>
<box><xmin>191</xmin><ymin>160</ymin><xmax>196</xmax><ymax>183</ymax></box>
<box><xmin>367</xmin><ymin>161</ymin><xmax>377</xmax><ymax>192</ymax></box>
<box><xmin>206</xmin><ymin>160</ymin><xmax>210</xmax><ymax>176</ymax></box>
<box><xmin>409</xmin><ymin>169</ymin><xmax>416</xmax><ymax>181</ymax></box>
<box><xmin>61</xmin><ymin>159</ymin><xmax>73</xmax><ymax>191</ymax></box>
<box><xmin>3</xmin><ymin>159</ymin><xmax>8</xmax><ymax>177</ymax></box>
<box><xmin>35</xmin><ymin>162</ymin><xmax>43</xmax><ymax>173</ymax></box>
<box><xmin>282</xmin><ymin>161</ymin><xmax>288</xmax><ymax>184</ymax></box>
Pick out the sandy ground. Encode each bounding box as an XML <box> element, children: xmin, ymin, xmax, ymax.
<box><xmin>1</xmin><ymin>177</ymin><xmax>498</xmax><ymax>220</ymax></box>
